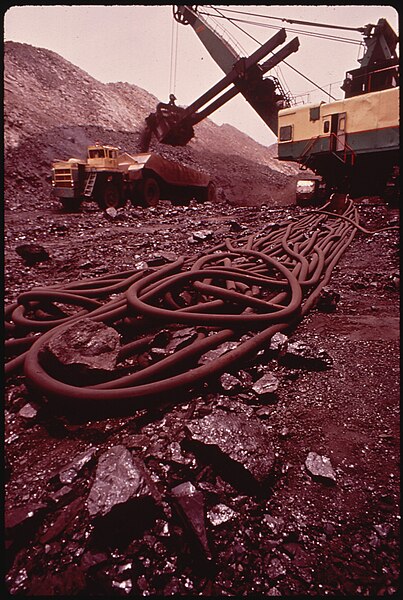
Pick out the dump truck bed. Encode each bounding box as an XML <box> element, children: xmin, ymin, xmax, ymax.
<box><xmin>121</xmin><ymin>153</ymin><xmax>210</xmax><ymax>187</ymax></box>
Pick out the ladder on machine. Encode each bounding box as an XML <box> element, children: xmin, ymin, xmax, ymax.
<box><xmin>84</xmin><ymin>172</ymin><xmax>97</xmax><ymax>197</ymax></box>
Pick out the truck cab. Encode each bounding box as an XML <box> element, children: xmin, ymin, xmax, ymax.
<box><xmin>86</xmin><ymin>144</ymin><xmax>121</xmax><ymax>171</ymax></box>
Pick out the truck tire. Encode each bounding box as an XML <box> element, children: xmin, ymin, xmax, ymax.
<box><xmin>206</xmin><ymin>181</ymin><xmax>216</xmax><ymax>203</ymax></box>
<box><xmin>195</xmin><ymin>181</ymin><xmax>216</xmax><ymax>203</ymax></box>
<box><xmin>99</xmin><ymin>182</ymin><xmax>125</xmax><ymax>210</ymax></box>
<box><xmin>139</xmin><ymin>177</ymin><xmax>160</xmax><ymax>207</ymax></box>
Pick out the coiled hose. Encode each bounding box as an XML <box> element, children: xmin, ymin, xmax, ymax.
<box><xmin>4</xmin><ymin>200</ymin><xmax>396</xmax><ymax>411</ymax></box>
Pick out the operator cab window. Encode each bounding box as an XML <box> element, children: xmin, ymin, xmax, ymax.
<box><xmin>323</xmin><ymin>120</ymin><xmax>330</xmax><ymax>134</ymax></box>
<box><xmin>89</xmin><ymin>149</ymin><xmax>105</xmax><ymax>158</ymax></box>
<box><xmin>279</xmin><ymin>125</ymin><xmax>293</xmax><ymax>142</ymax></box>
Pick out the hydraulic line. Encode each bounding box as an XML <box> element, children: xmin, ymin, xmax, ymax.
<box><xmin>4</xmin><ymin>200</ymin><xmax>395</xmax><ymax>413</ymax></box>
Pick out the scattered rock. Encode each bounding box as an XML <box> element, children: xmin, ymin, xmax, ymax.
<box><xmin>87</xmin><ymin>445</ymin><xmax>160</xmax><ymax>518</ymax></box>
<box><xmin>305</xmin><ymin>452</ymin><xmax>336</xmax><ymax>483</ymax></box>
<box><xmin>171</xmin><ymin>481</ymin><xmax>211</xmax><ymax>560</ymax></box>
<box><xmin>207</xmin><ymin>503</ymin><xmax>236</xmax><ymax>526</ymax></box>
<box><xmin>269</xmin><ymin>332</ymin><xmax>288</xmax><ymax>354</ymax></box>
<box><xmin>87</xmin><ymin>445</ymin><xmax>161</xmax><ymax>547</ymax></box>
<box><xmin>255</xmin><ymin>405</ymin><xmax>276</xmax><ymax>419</ymax></box>
<box><xmin>26</xmin><ymin>564</ymin><xmax>86</xmax><ymax>595</ymax></box>
<box><xmin>15</xmin><ymin>243</ymin><xmax>50</xmax><ymax>264</ymax></box>
<box><xmin>190</xmin><ymin>229</ymin><xmax>213</xmax><ymax>242</ymax></box>
<box><xmin>42</xmin><ymin>318</ymin><xmax>121</xmax><ymax>383</ymax></box>
<box><xmin>280</xmin><ymin>340</ymin><xmax>333</xmax><ymax>370</ymax></box>
<box><xmin>5</xmin><ymin>502</ymin><xmax>47</xmax><ymax>536</ymax></box>
<box><xmin>168</xmin><ymin>441</ymin><xmax>191</xmax><ymax>465</ymax></box>
<box><xmin>264</xmin><ymin>514</ymin><xmax>285</xmax><ymax>536</ymax></box>
<box><xmin>265</xmin><ymin>557</ymin><xmax>287</xmax><ymax>579</ymax></box>
<box><xmin>166</xmin><ymin>328</ymin><xmax>199</xmax><ymax>353</ymax></box>
<box><xmin>18</xmin><ymin>403</ymin><xmax>38</xmax><ymax>420</ymax></box>
<box><xmin>220</xmin><ymin>372</ymin><xmax>243</xmax><ymax>393</ymax></box>
<box><xmin>183</xmin><ymin>407</ymin><xmax>276</xmax><ymax>492</ymax></box>
<box><xmin>105</xmin><ymin>206</ymin><xmax>118</xmax><ymax>219</ymax></box>
<box><xmin>57</xmin><ymin>447</ymin><xmax>97</xmax><ymax>485</ymax></box>
<box><xmin>198</xmin><ymin>341</ymin><xmax>239</xmax><ymax>365</ymax></box>
<box><xmin>228</xmin><ymin>220</ymin><xmax>244</xmax><ymax>232</ymax></box>
<box><xmin>315</xmin><ymin>287</ymin><xmax>340</xmax><ymax>312</ymax></box>
<box><xmin>252</xmin><ymin>372</ymin><xmax>279</xmax><ymax>401</ymax></box>
<box><xmin>47</xmin><ymin>485</ymin><xmax>76</xmax><ymax>506</ymax></box>
<box><xmin>39</xmin><ymin>496</ymin><xmax>83</xmax><ymax>543</ymax></box>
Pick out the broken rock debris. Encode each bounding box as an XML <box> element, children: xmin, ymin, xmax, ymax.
<box><xmin>183</xmin><ymin>405</ymin><xmax>276</xmax><ymax>491</ymax></box>
<box><xmin>87</xmin><ymin>445</ymin><xmax>159</xmax><ymax>516</ymax></box>
<box><xmin>280</xmin><ymin>340</ymin><xmax>333</xmax><ymax>370</ymax></box>
<box><xmin>252</xmin><ymin>372</ymin><xmax>279</xmax><ymax>400</ymax></box>
<box><xmin>57</xmin><ymin>447</ymin><xmax>97</xmax><ymax>486</ymax></box>
<box><xmin>43</xmin><ymin>318</ymin><xmax>121</xmax><ymax>380</ymax></box>
<box><xmin>207</xmin><ymin>503</ymin><xmax>236</xmax><ymax>527</ymax></box>
<box><xmin>15</xmin><ymin>243</ymin><xmax>50</xmax><ymax>265</ymax></box>
<box><xmin>305</xmin><ymin>452</ymin><xmax>336</xmax><ymax>483</ymax></box>
<box><xmin>171</xmin><ymin>481</ymin><xmax>211</xmax><ymax>560</ymax></box>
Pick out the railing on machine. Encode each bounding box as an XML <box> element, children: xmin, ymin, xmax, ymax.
<box><xmin>298</xmin><ymin>133</ymin><xmax>356</xmax><ymax>170</ymax></box>
<box><xmin>329</xmin><ymin>133</ymin><xmax>356</xmax><ymax>165</ymax></box>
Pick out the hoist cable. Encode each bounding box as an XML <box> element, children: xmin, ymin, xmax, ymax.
<box><xmin>202</xmin><ymin>6</ymin><xmax>337</xmax><ymax>101</ymax></box>
<box><xmin>209</xmin><ymin>7</ymin><xmax>369</xmax><ymax>34</ymax></box>
<box><xmin>169</xmin><ymin>16</ymin><xmax>179</xmax><ymax>96</ymax></box>
<box><xmin>199</xmin><ymin>9</ymin><xmax>364</xmax><ymax>46</ymax></box>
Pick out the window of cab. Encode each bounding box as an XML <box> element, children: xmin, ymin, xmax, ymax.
<box><xmin>323</xmin><ymin>120</ymin><xmax>330</xmax><ymax>134</ymax></box>
<box><xmin>89</xmin><ymin>148</ymin><xmax>105</xmax><ymax>158</ymax></box>
<box><xmin>279</xmin><ymin>125</ymin><xmax>293</xmax><ymax>142</ymax></box>
<box><xmin>309</xmin><ymin>106</ymin><xmax>320</xmax><ymax>121</ymax></box>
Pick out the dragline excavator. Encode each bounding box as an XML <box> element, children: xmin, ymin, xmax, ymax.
<box><xmin>141</xmin><ymin>5</ymin><xmax>299</xmax><ymax>150</ymax></box>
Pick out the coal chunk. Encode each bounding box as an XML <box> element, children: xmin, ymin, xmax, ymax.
<box><xmin>279</xmin><ymin>340</ymin><xmax>333</xmax><ymax>370</ymax></box>
<box><xmin>207</xmin><ymin>503</ymin><xmax>236</xmax><ymax>526</ymax></box>
<box><xmin>39</xmin><ymin>497</ymin><xmax>83</xmax><ymax>543</ymax></box>
<box><xmin>87</xmin><ymin>445</ymin><xmax>159</xmax><ymax>517</ymax></box>
<box><xmin>87</xmin><ymin>445</ymin><xmax>160</xmax><ymax>546</ymax></box>
<box><xmin>5</xmin><ymin>502</ymin><xmax>47</xmax><ymax>536</ymax></box>
<box><xmin>166</xmin><ymin>328</ymin><xmax>199</xmax><ymax>353</ymax></box>
<box><xmin>269</xmin><ymin>332</ymin><xmax>288</xmax><ymax>354</ymax></box>
<box><xmin>57</xmin><ymin>447</ymin><xmax>97</xmax><ymax>485</ymax></box>
<box><xmin>15</xmin><ymin>243</ymin><xmax>50</xmax><ymax>265</ymax></box>
<box><xmin>220</xmin><ymin>372</ymin><xmax>243</xmax><ymax>394</ymax></box>
<box><xmin>183</xmin><ymin>407</ymin><xmax>276</xmax><ymax>493</ymax></box>
<box><xmin>42</xmin><ymin>318</ymin><xmax>121</xmax><ymax>383</ymax></box>
<box><xmin>190</xmin><ymin>229</ymin><xmax>213</xmax><ymax>241</ymax></box>
<box><xmin>26</xmin><ymin>565</ymin><xmax>86</xmax><ymax>595</ymax></box>
<box><xmin>171</xmin><ymin>481</ymin><xmax>211</xmax><ymax>560</ymax></box>
<box><xmin>198</xmin><ymin>341</ymin><xmax>239</xmax><ymax>365</ymax></box>
<box><xmin>252</xmin><ymin>372</ymin><xmax>279</xmax><ymax>401</ymax></box>
<box><xmin>305</xmin><ymin>452</ymin><xmax>336</xmax><ymax>484</ymax></box>
<box><xmin>315</xmin><ymin>287</ymin><xmax>340</xmax><ymax>312</ymax></box>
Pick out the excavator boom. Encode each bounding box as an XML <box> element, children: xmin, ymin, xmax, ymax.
<box><xmin>142</xmin><ymin>5</ymin><xmax>299</xmax><ymax>149</ymax></box>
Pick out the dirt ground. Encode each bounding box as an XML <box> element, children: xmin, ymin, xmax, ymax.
<box><xmin>4</xmin><ymin>194</ymin><xmax>400</xmax><ymax>596</ymax></box>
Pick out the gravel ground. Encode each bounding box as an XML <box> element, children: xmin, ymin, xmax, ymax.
<box><xmin>4</xmin><ymin>194</ymin><xmax>400</xmax><ymax>596</ymax></box>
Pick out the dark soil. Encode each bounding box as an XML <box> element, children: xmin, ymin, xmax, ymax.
<box><xmin>4</xmin><ymin>194</ymin><xmax>400</xmax><ymax>596</ymax></box>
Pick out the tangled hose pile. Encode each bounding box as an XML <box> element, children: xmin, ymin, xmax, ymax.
<box><xmin>5</xmin><ymin>199</ymin><xmax>388</xmax><ymax>411</ymax></box>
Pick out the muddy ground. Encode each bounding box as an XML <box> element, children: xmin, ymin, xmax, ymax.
<box><xmin>4</xmin><ymin>193</ymin><xmax>400</xmax><ymax>596</ymax></box>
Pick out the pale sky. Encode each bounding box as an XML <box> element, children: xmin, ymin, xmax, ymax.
<box><xmin>4</xmin><ymin>4</ymin><xmax>399</xmax><ymax>146</ymax></box>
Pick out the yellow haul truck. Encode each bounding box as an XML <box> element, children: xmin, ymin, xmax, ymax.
<box><xmin>51</xmin><ymin>144</ymin><xmax>216</xmax><ymax>211</ymax></box>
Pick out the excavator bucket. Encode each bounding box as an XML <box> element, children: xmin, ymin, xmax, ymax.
<box><xmin>143</xmin><ymin>102</ymin><xmax>195</xmax><ymax>148</ymax></box>
<box><xmin>142</xmin><ymin>6</ymin><xmax>300</xmax><ymax>148</ymax></box>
